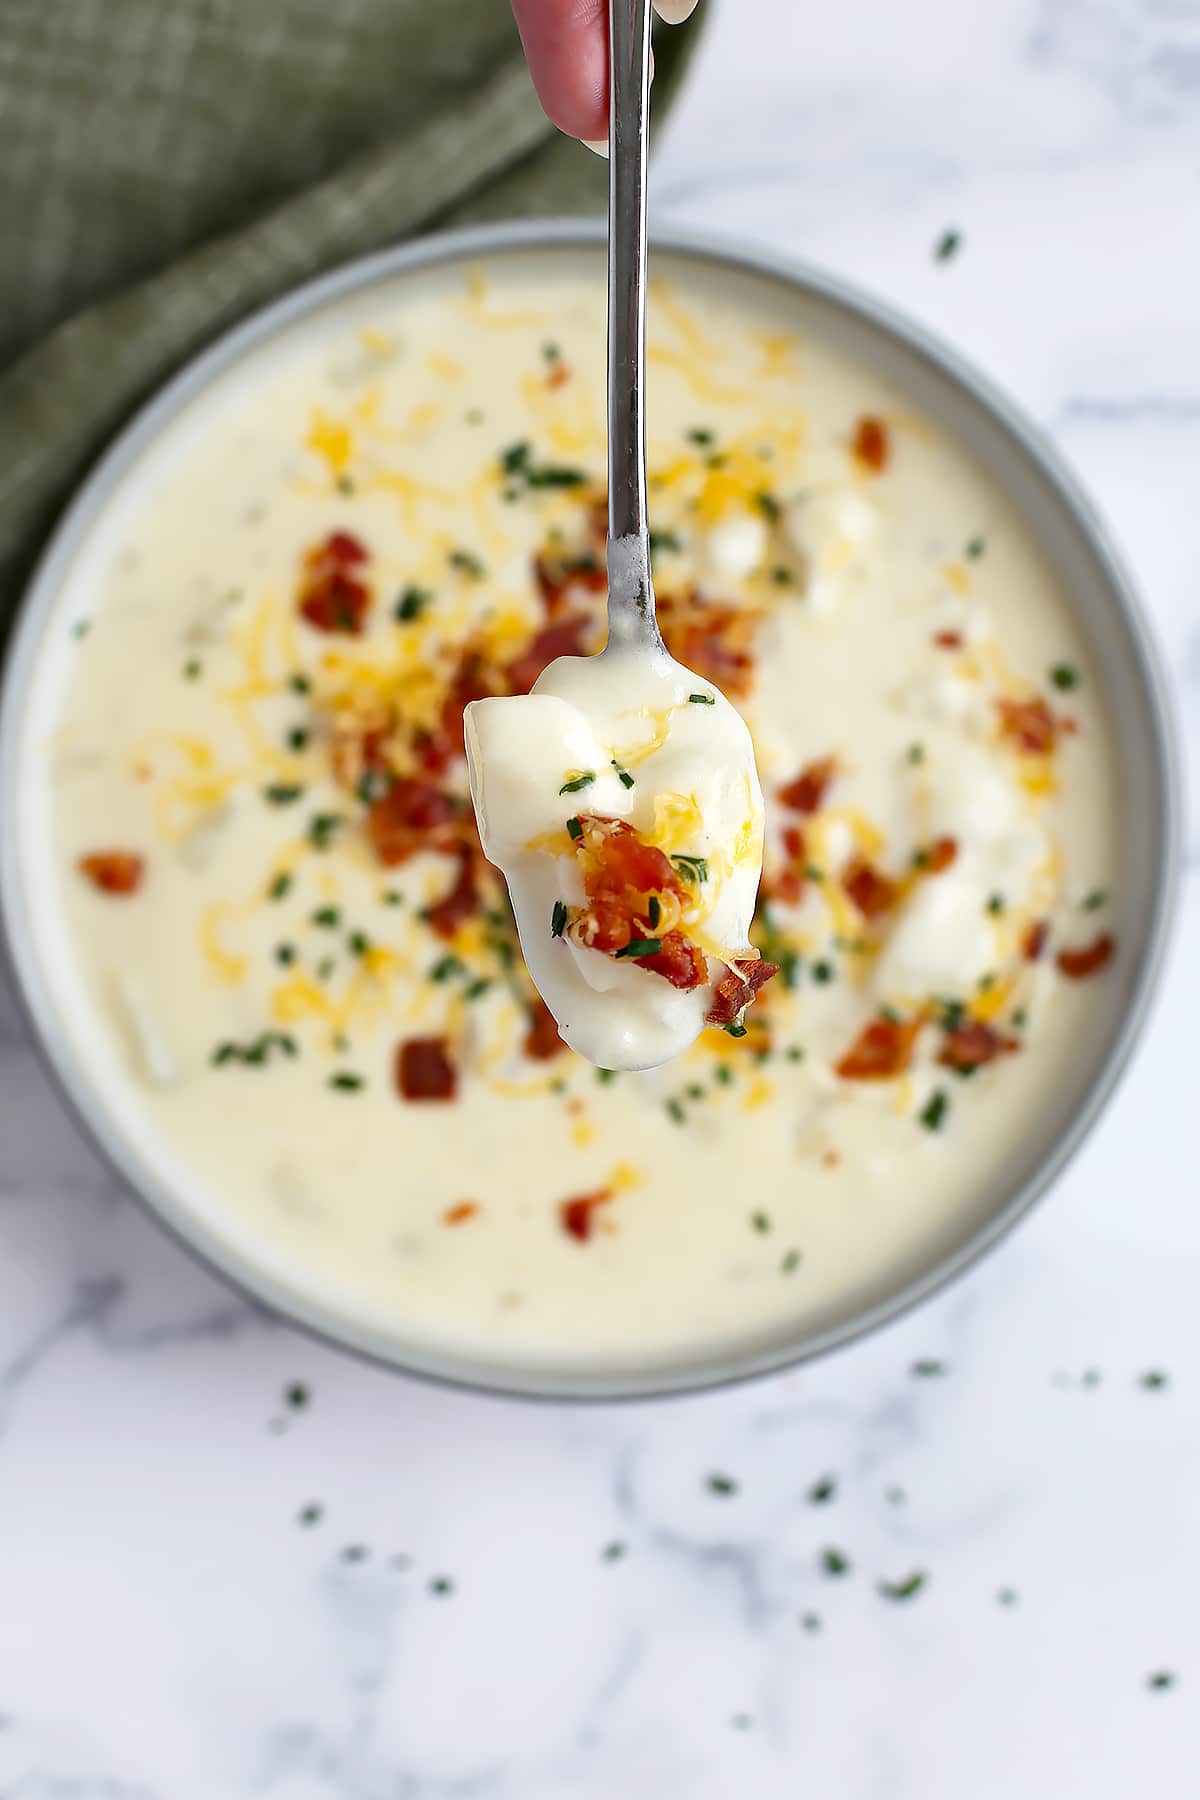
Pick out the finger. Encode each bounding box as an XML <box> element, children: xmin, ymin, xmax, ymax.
<box><xmin>510</xmin><ymin>0</ymin><xmax>609</xmax><ymax>142</ymax></box>
<box><xmin>653</xmin><ymin>0</ymin><xmax>700</xmax><ymax>20</ymax></box>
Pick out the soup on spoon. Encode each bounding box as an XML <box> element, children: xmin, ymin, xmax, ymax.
<box><xmin>464</xmin><ymin>0</ymin><xmax>774</xmax><ymax>1071</ymax></box>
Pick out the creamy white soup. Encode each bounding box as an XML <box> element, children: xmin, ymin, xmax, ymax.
<box><xmin>47</xmin><ymin>257</ymin><xmax>1120</xmax><ymax>1376</ymax></box>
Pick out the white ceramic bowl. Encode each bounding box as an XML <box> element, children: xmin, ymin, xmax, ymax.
<box><xmin>0</xmin><ymin>222</ymin><xmax>1180</xmax><ymax>1397</ymax></box>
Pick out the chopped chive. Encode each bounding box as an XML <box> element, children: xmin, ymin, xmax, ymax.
<box><xmin>464</xmin><ymin>977</ymin><xmax>492</xmax><ymax>1001</ymax></box>
<box><xmin>1140</xmin><ymin>1369</ymin><xmax>1169</xmax><ymax>1391</ymax></box>
<box><xmin>878</xmin><ymin>1570</ymin><xmax>928</xmax><ymax>1601</ymax></box>
<box><xmin>559</xmin><ymin>771</ymin><xmax>595</xmax><ymax>794</ymax></box>
<box><xmin>808</xmin><ymin>1474</ymin><xmax>836</xmax><ymax>1504</ymax></box>
<box><xmin>800</xmin><ymin>1612</ymin><xmax>822</xmax><ymax>1633</ymax></box>
<box><xmin>754</xmin><ymin>490</ymin><xmax>781</xmax><ymax>523</ymax></box>
<box><xmin>912</xmin><ymin>1358</ymin><xmax>947</xmax><ymax>1377</ymax></box>
<box><xmin>648</xmin><ymin>529</ymin><xmax>682</xmax><ymax>555</ymax></box>
<box><xmin>275</xmin><ymin>944</ymin><xmax>296</xmax><ymax>966</ymax></box>
<box><xmin>811</xmin><ymin>960</ymin><xmax>834</xmax><ymax>985</ymax></box>
<box><xmin>429</xmin><ymin>1575</ymin><xmax>455</xmax><ymax>1597</ymax></box>
<box><xmin>618</xmin><ymin>770</ymin><xmax>635</xmax><ymax>789</ymax></box>
<box><xmin>542</xmin><ymin>340</ymin><xmax>561</xmax><ymax>363</ymax></box>
<box><xmin>329</xmin><ymin>1072</ymin><xmax>364</xmax><ymax>1091</ymax></box>
<box><xmin>1083</xmin><ymin>888</ymin><xmax>1108</xmax><ymax>911</ymax></box>
<box><xmin>671</xmin><ymin>854</ymin><xmax>708</xmax><ymax>883</ymax></box>
<box><xmin>449</xmin><ymin>548</ymin><xmax>485</xmax><ymax>579</ymax></box>
<box><xmin>707</xmin><ymin>1473</ymin><xmax>739</xmax><ymax>1497</ymax></box>
<box><xmin>430</xmin><ymin>953</ymin><xmax>464</xmax><ymax>983</ymax></box>
<box><xmin>264</xmin><ymin>783</ymin><xmax>304</xmax><ymax>806</ymax></box>
<box><xmin>395</xmin><ymin>586</ymin><xmax>431</xmax><ymax>623</ymax></box>
<box><xmin>316</xmin><ymin>957</ymin><xmax>335</xmax><ymax>980</ymax></box>
<box><xmin>1050</xmin><ymin>662</ymin><xmax>1080</xmax><ymax>690</ymax></box>
<box><xmin>781</xmin><ymin>1247</ymin><xmax>802</xmax><ymax>1273</ymax></box>
<box><xmin>965</xmin><ymin>535</ymin><xmax>986</xmax><ymax>560</ymax></box>
<box><xmin>688</xmin><ymin>692</ymin><xmax>716</xmax><ymax>705</ymax></box>
<box><xmin>382</xmin><ymin>890</ymin><xmax>403</xmax><ymax>906</ymax></box>
<box><xmin>298</xmin><ymin>1502</ymin><xmax>323</xmax><ymax>1527</ymax></box>
<box><xmin>724</xmin><ymin>1021</ymin><xmax>748</xmax><ymax>1039</ymax></box>
<box><xmin>596</xmin><ymin>1067</ymin><xmax>618</xmax><ymax>1084</ymax></box>
<box><xmin>311</xmin><ymin>906</ymin><xmax>341</xmax><ymax>929</ymax></box>
<box><xmin>907</xmin><ymin>741</ymin><xmax>926</xmax><ymax>764</ymax></box>
<box><xmin>647</xmin><ymin>895</ymin><xmax>661</xmax><ymax>928</ymax></box>
<box><xmin>920</xmin><ymin>1089</ymin><xmax>949</xmax><ymax>1131</ymax></box>
<box><xmin>308</xmin><ymin>813</ymin><xmax>343</xmax><ymax>850</ymax></box>
<box><xmin>714</xmin><ymin>1064</ymin><xmax>734</xmax><ymax>1087</ymax></box>
<box><xmin>934</xmin><ymin>227</ymin><xmax>962</xmax><ymax>262</ymax></box>
<box><xmin>287</xmin><ymin>727</ymin><xmax>310</xmax><ymax>752</ymax></box>
<box><xmin>1147</xmin><ymin>1671</ymin><xmax>1176</xmax><ymax>1692</ymax></box>
<box><xmin>72</xmin><ymin>619</ymin><xmax>91</xmax><ymax>639</ymax></box>
<box><xmin>566</xmin><ymin>816</ymin><xmax>583</xmax><ymax>841</ymax></box>
<box><xmin>820</xmin><ymin>1547</ymin><xmax>851</xmax><ymax>1577</ymax></box>
<box><xmin>183</xmin><ymin>657</ymin><xmax>203</xmax><ymax>680</ymax></box>
<box><xmin>348</xmin><ymin>930</ymin><xmax>370</xmax><ymax>957</ymax></box>
<box><xmin>601</xmin><ymin>1540</ymin><xmax>626</xmax><ymax>1561</ymax></box>
<box><xmin>687</xmin><ymin>427</ymin><xmax>715</xmax><ymax>446</ymax></box>
<box><xmin>751</xmin><ymin>1211</ymin><xmax>771</xmax><ymax>1234</ymax></box>
<box><xmin>987</xmin><ymin>893</ymin><xmax>1006</xmax><ymax>915</ymax></box>
<box><xmin>337</xmin><ymin>475</ymin><xmax>355</xmax><ymax>495</ymax></box>
<box><xmin>268</xmin><ymin>872</ymin><xmax>293</xmax><ymax>901</ymax></box>
<box><xmin>551</xmin><ymin>900</ymin><xmax>568</xmax><ymax>939</ymax></box>
<box><xmin>665</xmin><ymin>1097</ymin><xmax>686</xmax><ymax>1125</ymax></box>
<box><xmin>289</xmin><ymin>672</ymin><xmax>311</xmax><ymax>695</ymax></box>
<box><xmin>786</xmin><ymin>1045</ymin><xmax>804</xmax><ymax>1062</ymax></box>
<box><xmin>614</xmin><ymin>936</ymin><xmax>662</xmax><ymax>960</ymax></box>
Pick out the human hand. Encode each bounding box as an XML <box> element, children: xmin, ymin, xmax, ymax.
<box><xmin>510</xmin><ymin>0</ymin><xmax>700</xmax><ymax>144</ymax></box>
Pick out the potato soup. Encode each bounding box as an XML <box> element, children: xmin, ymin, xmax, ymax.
<box><xmin>44</xmin><ymin>254</ymin><xmax>1121</xmax><ymax>1378</ymax></box>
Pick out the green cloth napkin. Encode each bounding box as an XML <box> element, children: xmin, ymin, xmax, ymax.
<box><xmin>0</xmin><ymin>0</ymin><xmax>699</xmax><ymax>645</ymax></box>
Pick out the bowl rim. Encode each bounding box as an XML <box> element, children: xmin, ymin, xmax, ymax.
<box><xmin>0</xmin><ymin>215</ymin><xmax>1183</xmax><ymax>1402</ymax></box>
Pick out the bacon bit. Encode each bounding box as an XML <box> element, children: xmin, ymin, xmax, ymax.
<box><xmin>939</xmin><ymin>1021</ymin><xmax>1019</xmax><ymax>1072</ymax></box>
<box><xmin>821</xmin><ymin>1148</ymin><xmax>842</xmax><ymax>1169</ymax></box>
<box><xmin>705</xmin><ymin>956</ymin><xmax>780</xmax><ymax>1028</ymax></box>
<box><xmin>396</xmin><ymin>1036</ymin><xmax>458</xmax><ymax>1102</ymax></box>
<box><xmin>852</xmin><ymin>415</ymin><xmax>889</xmax><ymax>473</ymax></box>
<box><xmin>560</xmin><ymin>1188</ymin><xmax>612</xmax><ymax>1242</ymax></box>
<box><xmin>933</xmin><ymin>629</ymin><xmax>963</xmax><ymax>650</ymax></box>
<box><xmin>78</xmin><ymin>851</ymin><xmax>144</xmax><ymax>895</ymax></box>
<box><xmin>658</xmin><ymin>593</ymin><xmax>760</xmax><ymax>699</ymax></box>
<box><xmin>546</xmin><ymin>363</ymin><xmax>571</xmax><ymax>390</ymax></box>
<box><xmin>298</xmin><ymin>531</ymin><xmax>372</xmax><ymax>635</ymax></box>
<box><xmin>928</xmin><ymin>836</ymin><xmax>958</xmax><ymax>874</ymax></box>
<box><xmin>1056</xmin><ymin>933</ymin><xmax>1115</xmax><ymax>980</ymax></box>
<box><xmin>766</xmin><ymin>823</ymin><xmax>808</xmax><ymax>905</ymax></box>
<box><xmin>443</xmin><ymin>1201</ymin><xmax>479</xmax><ymax>1226</ymax></box>
<box><xmin>366</xmin><ymin>778</ymin><xmax>460</xmax><ymax>866</ymax></box>
<box><xmin>842</xmin><ymin>858</ymin><xmax>899</xmax><ymax>919</ymax></box>
<box><xmin>637</xmin><ymin>932</ymin><xmax>709</xmax><ymax>991</ymax></box>
<box><xmin>779</xmin><ymin>756</ymin><xmax>837</xmax><ymax>816</ymax></box>
<box><xmin>524</xmin><ymin>997</ymin><xmax>566</xmax><ymax>1061</ymax></box>
<box><xmin>997</xmin><ymin>696</ymin><xmax>1057</xmax><ymax>756</ymax></box>
<box><xmin>507</xmin><ymin>614</ymin><xmax>593</xmax><ymax>693</ymax></box>
<box><xmin>325</xmin><ymin>531</ymin><xmax>368</xmax><ymax>564</ymax></box>
<box><xmin>568</xmin><ymin>819</ymin><xmax>708</xmax><ymax>991</ymax></box>
<box><xmin>1022</xmin><ymin>918</ymin><xmax>1049</xmax><ymax>962</ymax></box>
<box><xmin>425</xmin><ymin>848</ymin><xmax>480</xmax><ymax>940</ymax></box>
<box><xmin>533</xmin><ymin>552</ymin><xmax>607</xmax><ymax>614</ymax></box>
<box><xmin>835</xmin><ymin>1013</ymin><xmax>923</xmax><ymax>1080</ymax></box>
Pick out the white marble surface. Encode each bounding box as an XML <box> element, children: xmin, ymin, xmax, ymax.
<box><xmin>2</xmin><ymin>1</ymin><xmax>1199</xmax><ymax>1793</ymax></box>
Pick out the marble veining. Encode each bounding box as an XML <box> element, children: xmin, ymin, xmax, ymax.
<box><xmin>2</xmin><ymin>0</ymin><xmax>1199</xmax><ymax>1793</ymax></box>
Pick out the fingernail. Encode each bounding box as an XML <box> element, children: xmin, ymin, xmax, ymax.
<box><xmin>653</xmin><ymin>0</ymin><xmax>700</xmax><ymax>21</ymax></box>
<box><xmin>581</xmin><ymin>138</ymin><xmax>610</xmax><ymax>159</ymax></box>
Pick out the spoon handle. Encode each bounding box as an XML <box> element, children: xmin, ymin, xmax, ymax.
<box><xmin>606</xmin><ymin>0</ymin><xmax>662</xmax><ymax>652</ymax></box>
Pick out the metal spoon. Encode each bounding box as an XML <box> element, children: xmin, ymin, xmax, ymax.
<box><xmin>605</xmin><ymin>0</ymin><xmax>665</xmax><ymax>658</ymax></box>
